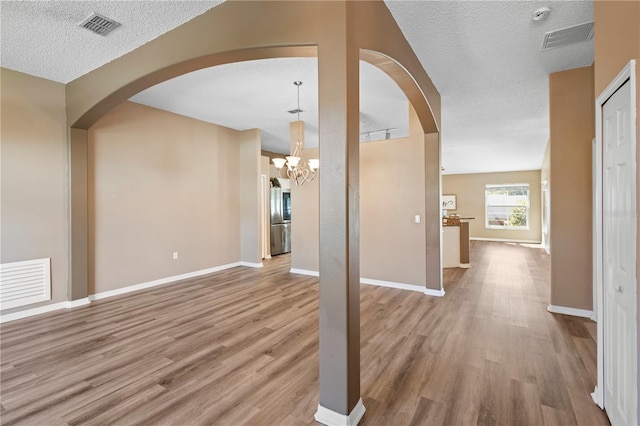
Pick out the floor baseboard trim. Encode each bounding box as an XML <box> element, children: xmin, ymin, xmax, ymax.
<box><xmin>239</xmin><ymin>261</ymin><xmax>263</xmax><ymax>268</ymax></box>
<box><xmin>1</xmin><ymin>262</ymin><xmax>247</xmax><ymax>323</ymax></box>
<box><xmin>90</xmin><ymin>262</ymin><xmax>244</xmax><ymax>302</ymax></box>
<box><xmin>67</xmin><ymin>298</ymin><xmax>91</xmax><ymax>308</ymax></box>
<box><xmin>361</xmin><ymin>278</ymin><xmax>425</xmax><ymax>293</ymax></box>
<box><xmin>315</xmin><ymin>398</ymin><xmax>366</xmax><ymax>426</ymax></box>
<box><xmin>1</xmin><ymin>301</ymin><xmax>69</xmax><ymax>323</ymax></box>
<box><xmin>288</xmin><ymin>271</ymin><xmax>445</xmax><ymax>297</ymax></box>
<box><xmin>591</xmin><ymin>386</ymin><xmax>604</xmax><ymax>408</ymax></box>
<box><xmin>290</xmin><ymin>268</ymin><xmax>320</xmax><ymax>276</ymax></box>
<box><xmin>470</xmin><ymin>237</ymin><xmax>542</xmax><ymax>244</ymax></box>
<box><xmin>547</xmin><ymin>304</ymin><xmax>593</xmax><ymax>318</ymax></box>
<box><xmin>424</xmin><ymin>288</ymin><xmax>446</xmax><ymax>297</ymax></box>
<box><xmin>1</xmin><ymin>297</ymin><xmax>93</xmax><ymax>323</ymax></box>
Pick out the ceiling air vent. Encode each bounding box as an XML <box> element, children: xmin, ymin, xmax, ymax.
<box><xmin>79</xmin><ymin>12</ymin><xmax>121</xmax><ymax>36</ymax></box>
<box><xmin>542</xmin><ymin>21</ymin><xmax>594</xmax><ymax>50</ymax></box>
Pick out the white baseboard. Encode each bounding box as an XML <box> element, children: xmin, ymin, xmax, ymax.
<box><xmin>0</xmin><ymin>297</ymin><xmax>92</xmax><ymax>323</ymax></box>
<box><xmin>239</xmin><ymin>261</ymin><xmax>263</xmax><ymax>268</ymax></box>
<box><xmin>361</xmin><ymin>278</ymin><xmax>425</xmax><ymax>293</ymax></box>
<box><xmin>289</xmin><ymin>270</ymin><xmax>445</xmax><ymax>297</ymax></box>
<box><xmin>315</xmin><ymin>398</ymin><xmax>366</xmax><ymax>426</ymax></box>
<box><xmin>2</xmin><ymin>262</ymin><xmax>246</xmax><ymax>323</ymax></box>
<box><xmin>591</xmin><ymin>386</ymin><xmax>604</xmax><ymax>409</ymax></box>
<box><xmin>1</xmin><ymin>301</ymin><xmax>68</xmax><ymax>323</ymax></box>
<box><xmin>290</xmin><ymin>268</ymin><xmax>320</xmax><ymax>276</ymax></box>
<box><xmin>547</xmin><ymin>304</ymin><xmax>593</xmax><ymax>318</ymax></box>
<box><xmin>424</xmin><ymin>287</ymin><xmax>446</xmax><ymax>297</ymax></box>
<box><xmin>67</xmin><ymin>298</ymin><xmax>91</xmax><ymax>308</ymax></box>
<box><xmin>470</xmin><ymin>237</ymin><xmax>542</xmax><ymax>244</ymax></box>
<box><xmin>90</xmin><ymin>262</ymin><xmax>244</xmax><ymax>301</ymax></box>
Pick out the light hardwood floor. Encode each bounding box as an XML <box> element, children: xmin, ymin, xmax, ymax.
<box><xmin>0</xmin><ymin>241</ymin><xmax>609</xmax><ymax>425</ymax></box>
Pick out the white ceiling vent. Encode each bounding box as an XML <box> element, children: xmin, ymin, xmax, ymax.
<box><xmin>542</xmin><ymin>21</ymin><xmax>594</xmax><ymax>50</ymax></box>
<box><xmin>79</xmin><ymin>12</ymin><xmax>121</xmax><ymax>36</ymax></box>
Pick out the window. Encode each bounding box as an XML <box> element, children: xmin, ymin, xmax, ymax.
<box><xmin>485</xmin><ymin>184</ymin><xmax>530</xmax><ymax>230</ymax></box>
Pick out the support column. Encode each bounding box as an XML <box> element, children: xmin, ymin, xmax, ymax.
<box><xmin>315</xmin><ymin>10</ymin><xmax>365</xmax><ymax>426</ymax></box>
<box><xmin>425</xmin><ymin>132</ymin><xmax>443</xmax><ymax>294</ymax></box>
<box><xmin>69</xmin><ymin>128</ymin><xmax>90</xmax><ymax>302</ymax></box>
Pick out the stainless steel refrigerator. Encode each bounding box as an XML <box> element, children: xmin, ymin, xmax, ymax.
<box><xmin>270</xmin><ymin>187</ymin><xmax>291</xmax><ymax>255</ymax></box>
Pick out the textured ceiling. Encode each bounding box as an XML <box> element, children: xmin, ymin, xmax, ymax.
<box><xmin>1</xmin><ymin>0</ymin><xmax>594</xmax><ymax>174</ymax></box>
<box><xmin>385</xmin><ymin>0</ymin><xmax>594</xmax><ymax>174</ymax></box>
<box><xmin>130</xmin><ymin>58</ymin><xmax>410</xmax><ymax>152</ymax></box>
<box><xmin>0</xmin><ymin>0</ymin><xmax>222</xmax><ymax>83</ymax></box>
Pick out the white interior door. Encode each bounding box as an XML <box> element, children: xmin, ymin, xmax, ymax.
<box><xmin>603</xmin><ymin>78</ymin><xmax>637</xmax><ymax>426</ymax></box>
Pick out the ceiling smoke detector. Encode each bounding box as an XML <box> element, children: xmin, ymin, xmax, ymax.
<box><xmin>542</xmin><ymin>21</ymin><xmax>594</xmax><ymax>50</ymax></box>
<box><xmin>79</xmin><ymin>12</ymin><xmax>121</xmax><ymax>36</ymax></box>
<box><xmin>532</xmin><ymin>7</ymin><xmax>551</xmax><ymax>21</ymax></box>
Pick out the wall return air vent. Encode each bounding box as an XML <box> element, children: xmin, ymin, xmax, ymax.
<box><xmin>79</xmin><ymin>12</ymin><xmax>121</xmax><ymax>36</ymax></box>
<box><xmin>542</xmin><ymin>21</ymin><xmax>594</xmax><ymax>50</ymax></box>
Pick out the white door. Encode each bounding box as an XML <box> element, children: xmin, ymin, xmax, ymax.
<box><xmin>603</xmin><ymin>78</ymin><xmax>637</xmax><ymax>426</ymax></box>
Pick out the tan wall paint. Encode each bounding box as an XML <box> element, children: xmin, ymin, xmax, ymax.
<box><xmin>549</xmin><ymin>65</ymin><xmax>595</xmax><ymax>310</ymax></box>
<box><xmin>291</xmin><ymin>148</ymin><xmax>320</xmax><ymax>273</ymax></box>
<box><xmin>442</xmin><ymin>171</ymin><xmax>542</xmax><ymax>242</ymax></box>
<box><xmin>291</xmin><ymin>105</ymin><xmax>429</xmax><ymax>286</ymax></box>
<box><xmin>239</xmin><ymin>129</ymin><xmax>262</xmax><ymax>265</ymax></box>
<box><xmin>0</xmin><ymin>68</ymin><xmax>69</xmax><ymax>314</ymax></box>
<box><xmin>88</xmin><ymin>101</ymin><xmax>241</xmax><ymax>294</ymax></box>
<box><xmin>593</xmin><ymin>1</ymin><xmax>640</xmax><ymax>410</ymax></box>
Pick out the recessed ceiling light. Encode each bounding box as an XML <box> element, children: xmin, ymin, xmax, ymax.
<box><xmin>532</xmin><ymin>7</ymin><xmax>551</xmax><ymax>21</ymax></box>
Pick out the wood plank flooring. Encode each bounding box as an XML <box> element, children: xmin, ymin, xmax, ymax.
<box><xmin>0</xmin><ymin>241</ymin><xmax>609</xmax><ymax>425</ymax></box>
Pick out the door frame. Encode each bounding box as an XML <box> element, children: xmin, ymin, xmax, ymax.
<box><xmin>592</xmin><ymin>59</ymin><xmax>637</xmax><ymax>411</ymax></box>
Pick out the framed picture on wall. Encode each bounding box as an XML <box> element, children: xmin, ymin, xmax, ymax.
<box><xmin>442</xmin><ymin>194</ymin><xmax>457</xmax><ymax>210</ymax></box>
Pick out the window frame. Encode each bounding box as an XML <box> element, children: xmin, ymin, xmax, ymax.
<box><xmin>484</xmin><ymin>183</ymin><xmax>530</xmax><ymax>230</ymax></box>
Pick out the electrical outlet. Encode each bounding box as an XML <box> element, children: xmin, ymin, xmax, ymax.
<box><xmin>173</xmin><ymin>252</ymin><xmax>178</xmax><ymax>260</ymax></box>
<box><xmin>414</xmin><ymin>215</ymin><xmax>421</xmax><ymax>224</ymax></box>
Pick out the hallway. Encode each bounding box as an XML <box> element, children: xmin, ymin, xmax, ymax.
<box><xmin>0</xmin><ymin>242</ymin><xmax>608</xmax><ymax>425</ymax></box>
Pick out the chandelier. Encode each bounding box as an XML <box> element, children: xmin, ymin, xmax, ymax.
<box><xmin>272</xmin><ymin>81</ymin><xmax>319</xmax><ymax>186</ymax></box>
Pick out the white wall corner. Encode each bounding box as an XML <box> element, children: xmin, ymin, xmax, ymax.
<box><xmin>547</xmin><ymin>304</ymin><xmax>593</xmax><ymax>318</ymax></box>
<box><xmin>314</xmin><ymin>398</ymin><xmax>366</xmax><ymax>426</ymax></box>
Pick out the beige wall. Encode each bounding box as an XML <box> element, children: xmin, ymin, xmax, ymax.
<box><xmin>549</xmin><ymin>65</ymin><xmax>595</xmax><ymax>311</ymax></box>
<box><xmin>291</xmin><ymin>148</ymin><xmax>320</xmax><ymax>273</ymax></box>
<box><xmin>0</xmin><ymin>68</ymin><xmax>70</xmax><ymax>314</ymax></box>
<box><xmin>88</xmin><ymin>101</ymin><xmax>242</xmax><ymax>294</ymax></box>
<box><xmin>239</xmin><ymin>129</ymin><xmax>262</xmax><ymax>265</ymax></box>
<box><xmin>442</xmin><ymin>171</ymin><xmax>542</xmax><ymax>242</ymax></box>
<box><xmin>291</xmin><ymin>105</ymin><xmax>428</xmax><ymax>286</ymax></box>
<box><xmin>361</xmin><ymin>104</ymin><xmax>427</xmax><ymax>285</ymax></box>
